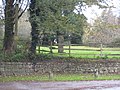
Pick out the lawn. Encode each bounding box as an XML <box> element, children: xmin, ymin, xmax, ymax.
<box><xmin>36</xmin><ymin>46</ymin><xmax>120</xmax><ymax>59</ymax></box>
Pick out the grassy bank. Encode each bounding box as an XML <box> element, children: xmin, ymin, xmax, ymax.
<box><xmin>0</xmin><ymin>74</ymin><xmax>120</xmax><ymax>82</ymax></box>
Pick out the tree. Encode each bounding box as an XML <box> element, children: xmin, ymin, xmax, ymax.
<box><xmin>84</xmin><ymin>8</ymin><xmax>120</xmax><ymax>45</ymax></box>
<box><xmin>29</xmin><ymin>0</ymin><xmax>39</xmax><ymax>54</ymax></box>
<box><xmin>2</xmin><ymin>0</ymin><xmax>29</xmax><ymax>53</ymax></box>
<box><xmin>66</xmin><ymin>13</ymin><xmax>87</xmax><ymax>44</ymax></box>
<box><xmin>0</xmin><ymin>6</ymin><xmax>4</xmax><ymax>38</ymax></box>
<box><xmin>29</xmin><ymin>0</ymin><xmax>79</xmax><ymax>53</ymax></box>
<box><xmin>29</xmin><ymin>0</ymin><xmax>112</xmax><ymax>54</ymax></box>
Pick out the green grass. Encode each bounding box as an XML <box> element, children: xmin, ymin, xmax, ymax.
<box><xmin>0</xmin><ymin>75</ymin><xmax>49</xmax><ymax>82</ymax></box>
<box><xmin>0</xmin><ymin>74</ymin><xmax>120</xmax><ymax>82</ymax></box>
<box><xmin>36</xmin><ymin>46</ymin><xmax>120</xmax><ymax>59</ymax></box>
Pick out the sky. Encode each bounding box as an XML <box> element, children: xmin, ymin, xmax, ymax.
<box><xmin>0</xmin><ymin>0</ymin><xmax>2</xmax><ymax>6</ymax></box>
<box><xmin>82</xmin><ymin>0</ymin><xmax>120</xmax><ymax>23</ymax></box>
<box><xmin>0</xmin><ymin>0</ymin><xmax>120</xmax><ymax>23</ymax></box>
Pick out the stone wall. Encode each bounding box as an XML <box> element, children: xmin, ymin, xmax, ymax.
<box><xmin>0</xmin><ymin>60</ymin><xmax>120</xmax><ymax>76</ymax></box>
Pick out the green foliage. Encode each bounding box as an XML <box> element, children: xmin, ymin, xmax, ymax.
<box><xmin>29</xmin><ymin>0</ymin><xmax>88</xmax><ymax>45</ymax></box>
<box><xmin>0</xmin><ymin>53</ymin><xmax>4</xmax><ymax>61</ymax></box>
<box><xmin>10</xmin><ymin>53</ymin><xmax>28</xmax><ymax>62</ymax></box>
<box><xmin>36</xmin><ymin>54</ymin><xmax>53</xmax><ymax>61</ymax></box>
<box><xmin>96</xmin><ymin>55</ymin><xmax>108</xmax><ymax>59</ymax></box>
<box><xmin>0</xmin><ymin>40</ymin><xmax>30</xmax><ymax>62</ymax></box>
<box><xmin>0</xmin><ymin>40</ymin><xmax>3</xmax><ymax>49</ymax></box>
<box><xmin>0</xmin><ymin>52</ymin><xmax>28</xmax><ymax>62</ymax></box>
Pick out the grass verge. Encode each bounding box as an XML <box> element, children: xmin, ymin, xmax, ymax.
<box><xmin>0</xmin><ymin>74</ymin><xmax>120</xmax><ymax>82</ymax></box>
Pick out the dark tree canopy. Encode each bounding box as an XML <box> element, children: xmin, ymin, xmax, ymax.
<box><xmin>29</xmin><ymin>0</ymin><xmax>109</xmax><ymax>53</ymax></box>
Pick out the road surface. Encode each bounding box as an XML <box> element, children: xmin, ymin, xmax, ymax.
<box><xmin>0</xmin><ymin>80</ymin><xmax>120</xmax><ymax>90</ymax></box>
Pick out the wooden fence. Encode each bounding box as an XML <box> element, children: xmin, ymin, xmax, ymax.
<box><xmin>36</xmin><ymin>43</ymin><xmax>120</xmax><ymax>58</ymax></box>
<box><xmin>1</xmin><ymin>39</ymin><xmax>120</xmax><ymax>58</ymax></box>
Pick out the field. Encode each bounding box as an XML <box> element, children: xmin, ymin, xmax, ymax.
<box><xmin>36</xmin><ymin>45</ymin><xmax>120</xmax><ymax>59</ymax></box>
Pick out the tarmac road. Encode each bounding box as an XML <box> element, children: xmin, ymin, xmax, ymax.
<box><xmin>0</xmin><ymin>80</ymin><xmax>120</xmax><ymax>90</ymax></box>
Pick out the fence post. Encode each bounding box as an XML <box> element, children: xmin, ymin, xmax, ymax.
<box><xmin>68</xmin><ymin>35</ymin><xmax>71</xmax><ymax>57</ymax></box>
<box><xmin>50</xmin><ymin>41</ymin><xmax>53</xmax><ymax>53</ymax></box>
<box><xmin>38</xmin><ymin>46</ymin><xmax>40</xmax><ymax>53</ymax></box>
<box><xmin>94</xmin><ymin>68</ymin><xmax>99</xmax><ymax>78</ymax></box>
<box><xmin>69</xmin><ymin>41</ymin><xmax>71</xmax><ymax>57</ymax></box>
<box><xmin>100</xmin><ymin>43</ymin><xmax>103</xmax><ymax>58</ymax></box>
<box><xmin>38</xmin><ymin>41</ymin><xmax>41</xmax><ymax>53</ymax></box>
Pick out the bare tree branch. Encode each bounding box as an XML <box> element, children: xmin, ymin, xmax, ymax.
<box><xmin>18</xmin><ymin>0</ymin><xmax>24</xmax><ymax>12</ymax></box>
<box><xmin>18</xmin><ymin>0</ymin><xmax>30</xmax><ymax>19</ymax></box>
<box><xmin>2</xmin><ymin>0</ymin><xmax>5</xmax><ymax>6</ymax></box>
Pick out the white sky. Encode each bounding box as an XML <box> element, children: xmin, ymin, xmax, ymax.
<box><xmin>112</xmin><ymin>0</ymin><xmax>120</xmax><ymax>16</ymax></box>
<box><xmin>83</xmin><ymin>0</ymin><xmax>120</xmax><ymax>23</ymax></box>
<box><xmin>0</xmin><ymin>0</ymin><xmax>2</xmax><ymax>5</ymax></box>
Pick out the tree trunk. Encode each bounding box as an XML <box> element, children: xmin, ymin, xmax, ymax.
<box><xmin>58</xmin><ymin>35</ymin><xmax>64</xmax><ymax>53</ymax></box>
<box><xmin>3</xmin><ymin>0</ymin><xmax>14</xmax><ymax>53</ymax></box>
<box><xmin>29</xmin><ymin>0</ymin><xmax>39</xmax><ymax>54</ymax></box>
<box><xmin>29</xmin><ymin>22</ymin><xmax>39</xmax><ymax>54</ymax></box>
